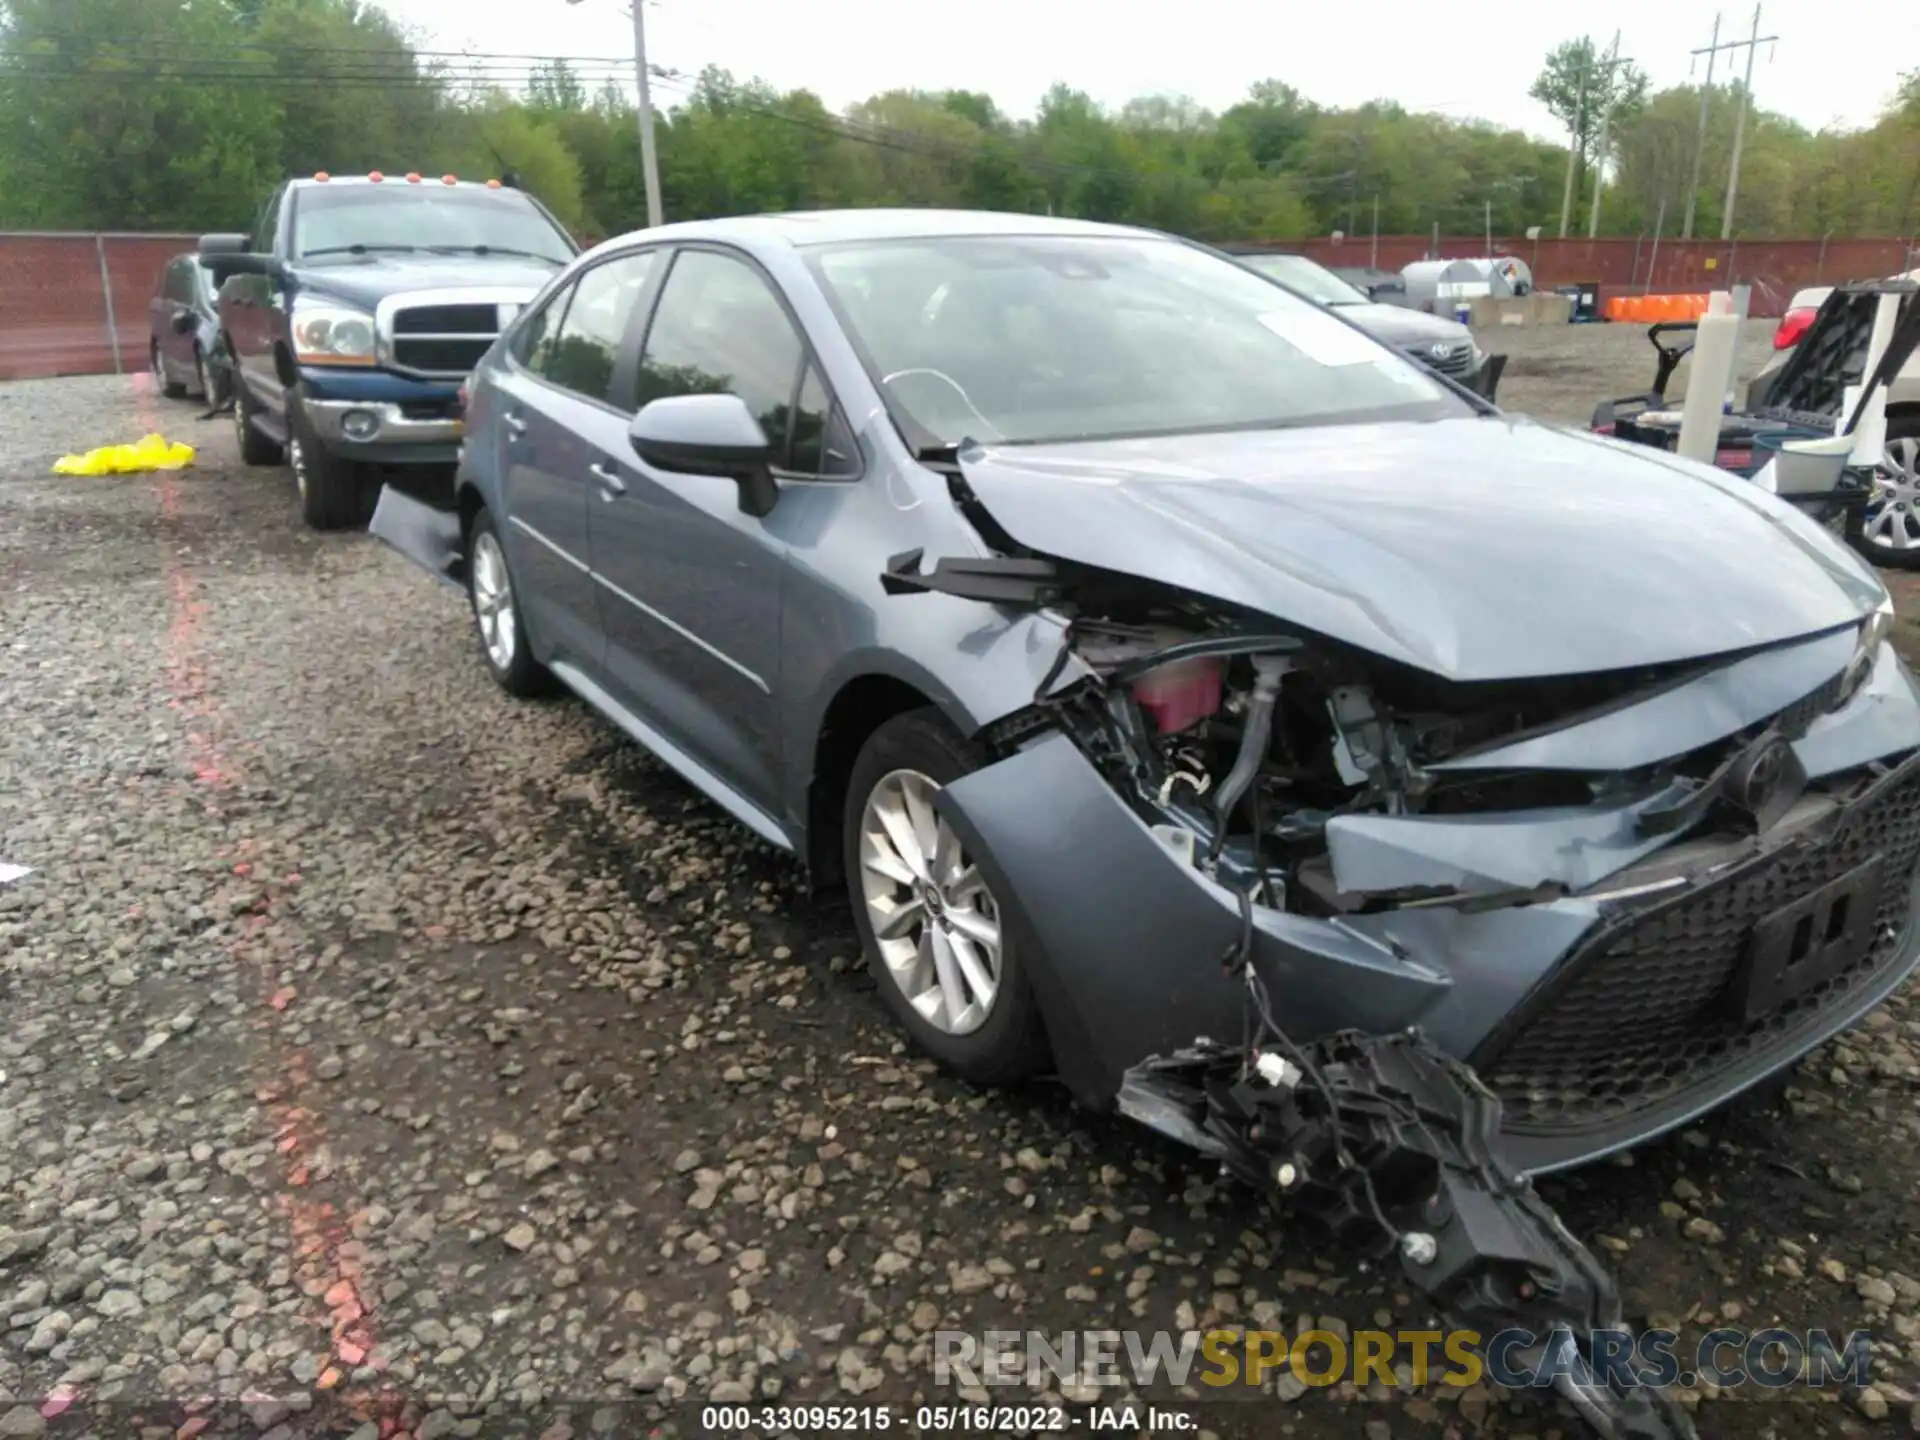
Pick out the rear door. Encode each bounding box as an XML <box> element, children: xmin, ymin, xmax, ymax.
<box><xmin>489</xmin><ymin>248</ymin><xmax>662</xmax><ymax>672</ymax></box>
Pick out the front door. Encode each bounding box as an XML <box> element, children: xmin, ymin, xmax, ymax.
<box><xmin>492</xmin><ymin>250</ymin><xmax>661</xmax><ymax>671</ymax></box>
<box><xmin>587</xmin><ymin>245</ymin><xmax>836</xmax><ymax>818</ymax></box>
<box><xmin>230</xmin><ymin>188</ymin><xmax>285</xmax><ymax>410</ymax></box>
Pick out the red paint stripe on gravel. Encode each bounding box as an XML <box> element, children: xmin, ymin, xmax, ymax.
<box><xmin>135</xmin><ymin>372</ymin><xmax>398</xmax><ymax>1425</ymax></box>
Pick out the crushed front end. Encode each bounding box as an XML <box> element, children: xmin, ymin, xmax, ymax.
<box><xmin>906</xmin><ymin>543</ymin><xmax>1920</xmax><ymax>1440</ymax></box>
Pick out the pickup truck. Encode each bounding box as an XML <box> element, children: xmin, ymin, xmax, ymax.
<box><xmin>198</xmin><ymin>173</ymin><xmax>579</xmax><ymax>529</ymax></box>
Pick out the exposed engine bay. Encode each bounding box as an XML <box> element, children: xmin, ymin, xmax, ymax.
<box><xmin>887</xmin><ymin>530</ymin><xmax>1899</xmax><ymax>1440</ymax></box>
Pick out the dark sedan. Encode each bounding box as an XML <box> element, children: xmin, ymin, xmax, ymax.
<box><xmin>148</xmin><ymin>252</ymin><xmax>223</xmax><ymax>402</ymax></box>
<box><xmin>1228</xmin><ymin>247</ymin><xmax>1496</xmax><ymax>393</ymax></box>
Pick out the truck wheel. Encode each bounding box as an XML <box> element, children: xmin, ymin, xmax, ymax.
<box><xmin>289</xmin><ymin>398</ymin><xmax>379</xmax><ymax>531</ymax></box>
<box><xmin>232</xmin><ymin>369</ymin><xmax>284</xmax><ymax>467</ymax></box>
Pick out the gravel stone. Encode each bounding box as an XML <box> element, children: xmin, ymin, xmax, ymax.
<box><xmin>0</xmin><ymin>366</ymin><xmax>1912</xmax><ymax>1440</ymax></box>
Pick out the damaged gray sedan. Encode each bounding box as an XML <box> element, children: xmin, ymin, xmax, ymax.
<box><xmin>372</xmin><ymin>210</ymin><xmax>1920</xmax><ymax>1440</ymax></box>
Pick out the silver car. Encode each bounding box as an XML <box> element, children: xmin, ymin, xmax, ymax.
<box><xmin>373</xmin><ymin>210</ymin><xmax>1920</xmax><ymax>1433</ymax></box>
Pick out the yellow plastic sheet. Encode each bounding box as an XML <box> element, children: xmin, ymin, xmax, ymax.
<box><xmin>52</xmin><ymin>432</ymin><xmax>196</xmax><ymax>475</ymax></box>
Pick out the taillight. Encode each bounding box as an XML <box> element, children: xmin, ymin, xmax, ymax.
<box><xmin>1773</xmin><ymin>306</ymin><xmax>1816</xmax><ymax>351</ymax></box>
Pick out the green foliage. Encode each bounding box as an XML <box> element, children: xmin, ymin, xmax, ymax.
<box><xmin>1</xmin><ymin>2</ymin><xmax>1915</xmax><ymax>244</ymax></box>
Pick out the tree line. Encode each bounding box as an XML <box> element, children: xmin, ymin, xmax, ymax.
<box><xmin>1</xmin><ymin>0</ymin><xmax>1916</xmax><ymax>247</ymax></box>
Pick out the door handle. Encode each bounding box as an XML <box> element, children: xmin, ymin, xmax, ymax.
<box><xmin>503</xmin><ymin>413</ymin><xmax>528</xmax><ymax>438</ymax></box>
<box><xmin>590</xmin><ymin>461</ymin><xmax>627</xmax><ymax>498</ymax></box>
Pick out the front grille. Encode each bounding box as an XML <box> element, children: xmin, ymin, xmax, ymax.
<box><xmin>1409</xmin><ymin>343</ymin><xmax>1474</xmax><ymax>377</ymax></box>
<box><xmin>388</xmin><ymin>302</ymin><xmax>502</xmax><ymax>376</ymax></box>
<box><xmin>1477</xmin><ymin>754</ymin><xmax>1920</xmax><ymax>1136</ymax></box>
<box><xmin>392</xmin><ymin>337</ymin><xmax>493</xmax><ymax>374</ymax></box>
<box><xmin>1774</xmin><ymin>668</ymin><xmax>1847</xmax><ymax>737</ymax></box>
<box><xmin>394</xmin><ymin>304</ymin><xmax>498</xmax><ymax>335</ymax></box>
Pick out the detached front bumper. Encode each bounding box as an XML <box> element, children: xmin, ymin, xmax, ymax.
<box><xmin>937</xmin><ymin>729</ymin><xmax>1920</xmax><ymax>1177</ymax></box>
<box><xmin>298</xmin><ymin>369</ymin><xmax>464</xmax><ymax>467</ymax></box>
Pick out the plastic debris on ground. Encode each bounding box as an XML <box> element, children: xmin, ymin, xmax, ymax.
<box><xmin>0</xmin><ymin>862</ymin><xmax>32</xmax><ymax>885</ymax></box>
<box><xmin>52</xmin><ymin>433</ymin><xmax>195</xmax><ymax>475</ymax></box>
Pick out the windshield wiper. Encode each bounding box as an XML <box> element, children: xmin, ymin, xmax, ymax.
<box><xmin>423</xmin><ymin>244</ymin><xmax>565</xmax><ymax>264</ymax></box>
<box><xmin>301</xmin><ymin>244</ymin><xmax>417</xmax><ymax>257</ymax></box>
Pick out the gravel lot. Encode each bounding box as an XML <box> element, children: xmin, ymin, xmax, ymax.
<box><xmin>2</xmin><ymin>333</ymin><xmax>1918</xmax><ymax>1440</ymax></box>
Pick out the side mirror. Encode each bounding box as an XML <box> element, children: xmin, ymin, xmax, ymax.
<box><xmin>629</xmin><ymin>393</ymin><xmax>778</xmax><ymax>517</ymax></box>
<box><xmin>198</xmin><ymin>232</ymin><xmax>275</xmax><ymax>283</ymax></box>
<box><xmin>171</xmin><ymin>311</ymin><xmax>197</xmax><ymax>336</ymax></box>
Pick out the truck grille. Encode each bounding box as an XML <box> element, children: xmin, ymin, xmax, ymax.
<box><xmin>1476</xmin><ymin>753</ymin><xmax>1920</xmax><ymax>1137</ymax></box>
<box><xmin>388</xmin><ymin>302</ymin><xmax>503</xmax><ymax>377</ymax></box>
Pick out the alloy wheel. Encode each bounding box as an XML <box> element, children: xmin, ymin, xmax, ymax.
<box><xmin>857</xmin><ymin>768</ymin><xmax>1002</xmax><ymax>1036</ymax></box>
<box><xmin>289</xmin><ymin>435</ymin><xmax>308</xmax><ymax>503</ymax></box>
<box><xmin>1859</xmin><ymin>437</ymin><xmax>1920</xmax><ymax>555</ymax></box>
<box><xmin>470</xmin><ymin>530</ymin><xmax>518</xmax><ymax>672</ymax></box>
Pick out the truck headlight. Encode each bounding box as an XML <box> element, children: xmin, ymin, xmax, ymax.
<box><xmin>291</xmin><ymin>299</ymin><xmax>377</xmax><ymax>366</ymax></box>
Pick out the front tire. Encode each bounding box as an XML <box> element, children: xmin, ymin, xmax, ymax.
<box><xmin>466</xmin><ymin>509</ymin><xmax>554</xmax><ymax>697</ymax></box>
<box><xmin>843</xmin><ymin>709</ymin><xmax>1049</xmax><ymax>1084</ymax></box>
<box><xmin>288</xmin><ymin>396</ymin><xmax>378</xmax><ymax>531</ymax></box>
<box><xmin>1847</xmin><ymin>419</ymin><xmax>1920</xmax><ymax>570</ymax></box>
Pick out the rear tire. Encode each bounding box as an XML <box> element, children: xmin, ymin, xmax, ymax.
<box><xmin>232</xmin><ymin>368</ymin><xmax>284</xmax><ymax>467</ymax></box>
<box><xmin>466</xmin><ymin>508</ymin><xmax>555</xmax><ymax>697</ymax></box>
<box><xmin>843</xmin><ymin>708</ymin><xmax>1049</xmax><ymax>1084</ymax></box>
<box><xmin>289</xmin><ymin>396</ymin><xmax>379</xmax><ymax>531</ymax></box>
<box><xmin>1846</xmin><ymin>417</ymin><xmax>1920</xmax><ymax>571</ymax></box>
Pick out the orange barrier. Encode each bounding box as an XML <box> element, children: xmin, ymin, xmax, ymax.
<box><xmin>1603</xmin><ymin>292</ymin><xmax>1714</xmax><ymax>323</ymax></box>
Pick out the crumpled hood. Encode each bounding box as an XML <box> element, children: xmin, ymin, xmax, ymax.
<box><xmin>1335</xmin><ymin>303</ymin><xmax>1473</xmax><ymax>352</ymax></box>
<box><xmin>957</xmin><ymin>415</ymin><xmax>1885</xmax><ymax>681</ymax></box>
<box><xmin>290</xmin><ymin>253</ymin><xmax>562</xmax><ymax>311</ymax></box>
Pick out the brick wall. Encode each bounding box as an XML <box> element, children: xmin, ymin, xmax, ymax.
<box><xmin>0</xmin><ymin>233</ymin><xmax>199</xmax><ymax>382</ymax></box>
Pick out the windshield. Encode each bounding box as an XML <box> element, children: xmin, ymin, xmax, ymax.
<box><xmin>809</xmin><ymin>235</ymin><xmax>1458</xmax><ymax>448</ymax></box>
<box><xmin>1239</xmin><ymin>252</ymin><xmax>1371</xmax><ymax>307</ymax></box>
<box><xmin>290</xmin><ymin>186</ymin><xmax>574</xmax><ymax>263</ymax></box>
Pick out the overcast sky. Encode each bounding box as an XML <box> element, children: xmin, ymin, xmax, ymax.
<box><xmin>381</xmin><ymin>0</ymin><xmax>1914</xmax><ymax>142</ymax></box>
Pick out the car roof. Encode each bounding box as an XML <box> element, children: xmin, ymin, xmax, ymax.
<box><xmin>582</xmin><ymin>208</ymin><xmax>1160</xmax><ymax>260</ymax></box>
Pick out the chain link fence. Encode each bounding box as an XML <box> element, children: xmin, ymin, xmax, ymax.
<box><xmin>2</xmin><ymin>230</ymin><xmax>1918</xmax><ymax>382</ymax></box>
<box><xmin>0</xmin><ymin>233</ymin><xmax>199</xmax><ymax>382</ymax></box>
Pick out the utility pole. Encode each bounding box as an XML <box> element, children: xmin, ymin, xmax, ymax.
<box><xmin>1719</xmin><ymin>4</ymin><xmax>1776</xmax><ymax>240</ymax></box>
<box><xmin>1682</xmin><ymin>12</ymin><xmax>1721</xmax><ymax>239</ymax></box>
<box><xmin>1587</xmin><ymin>31</ymin><xmax>1623</xmax><ymax>240</ymax></box>
<box><xmin>568</xmin><ymin>0</ymin><xmax>662</xmax><ymax>227</ymax></box>
<box><xmin>1557</xmin><ymin>69</ymin><xmax>1585</xmax><ymax>238</ymax></box>
<box><xmin>1370</xmin><ymin>195</ymin><xmax>1379</xmax><ymax>269</ymax></box>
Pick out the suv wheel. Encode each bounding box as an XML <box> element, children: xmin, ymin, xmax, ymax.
<box><xmin>152</xmin><ymin>341</ymin><xmax>187</xmax><ymax>400</ymax></box>
<box><xmin>466</xmin><ymin>509</ymin><xmax>554</xmax><ymax>696</ymax></box>
<box><xmin>288</xmin><ymin>397</ymin><xmax>379</xmax><ymax>531</ymax></box>
<box><xmin>231</xmin><ymin>368</ymin><xmax>284</xmax><ymax>467</ymax></box>
<box><xmin>1847</xmin><ymin>418</ymin><xmax>1920</xmax><ymax>570</ymax></box>
<box><xmin>843</xmin><ymin>709</ymin><xmax>1049</xmax><ymax>1084</ymax></box>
